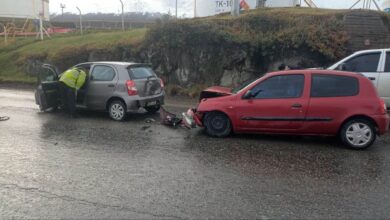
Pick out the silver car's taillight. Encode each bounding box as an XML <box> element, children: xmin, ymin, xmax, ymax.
<box><xmin>126</xmin><ymin>80</ymin><xmax>138</xmax><ymax>96</ymax></box>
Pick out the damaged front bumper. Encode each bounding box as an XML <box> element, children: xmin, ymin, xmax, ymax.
<box><xmin>182</xmin><ymin>108</ymin><xmax>203</xmax><ymax>128</ymax></box>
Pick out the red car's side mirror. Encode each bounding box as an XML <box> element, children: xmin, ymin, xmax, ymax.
<box><xmin>243</xmin><ymin>90</ymin><xmax>255</xmax><ymax>99</ymax></box>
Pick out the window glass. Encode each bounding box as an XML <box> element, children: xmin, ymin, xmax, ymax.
<box><xmin>311</xmin><ymin>74</ymin><xmax>359</xmax><ymax>97</ymax></box>
<box><xmin>344</xmin><ymin>53</ymin><xmax>380</xmax><ymax>72</ymax></box>
<box><xmin>129</xmin><ymin>67</ymin><xmax>156</xmax><ymax>79</ymax></box>
<box><xmin>232</xmin><ymin>78</ymin><xmax>259</xmax><ymax>94</ymax></box>
<box><xmin>40</xmin><ymin>67</ymin><xmax>56</xmax><ymax>82</ymax></box>
<box><xmin>91</xmin><ymin>66</ymin><xmax>115</xmax><ymax>81</ymax></box>
<box><xmin>385</xmin><ymin>52</ymin><xmax>390</xmax><ymax>72</ymax></box>
<box><xmin>251</xmin><ymin>74</ymin><xmax>304</xmax><ymax>99</ymax></box>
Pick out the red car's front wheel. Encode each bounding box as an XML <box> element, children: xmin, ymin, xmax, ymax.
<box><xmin>204</xmin><ymin>112</ymin><xmax>232</xmax><ymax>138</ymax></box>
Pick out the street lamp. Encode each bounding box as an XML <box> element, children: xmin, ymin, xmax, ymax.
<box><xmin>76</xmin><ymin>7</ymin><xmax>83</xmax><ymax>35</ymax></box>
<box><xmin>176</xmin><ymin>0</ymin><xmax>178</xmax><ymax>19</ymax></box>
<box><xmin>120</xmin><ymin>0</ymin><xmax>125</xmax><ymax>31</ymax></box>
<box><xmin>60</xmin><ymin>3</ymin><xmax>66</xmax><ymax>16</ymax></box>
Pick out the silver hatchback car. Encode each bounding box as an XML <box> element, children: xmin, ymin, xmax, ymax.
<box><xmin>35</xmin><ymin>62</ymin><xmax>165</xmax><ymax>121</ymax></box>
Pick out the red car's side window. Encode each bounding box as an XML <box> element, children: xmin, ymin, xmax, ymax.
<box><xmin>250</xmin><ymin>74</ymin><xmax>305</xmax><ymax>99</ymax></box>
<box><xmin>311</xmin><ymin>74</ymin><xmax>359</xmax><ymax>98</ymax></box>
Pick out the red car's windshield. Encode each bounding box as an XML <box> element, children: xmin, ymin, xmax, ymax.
<box><xmin>231</xmin><ymin>78</ymin><xmax>260</xmax><ymax>94</ymax></box>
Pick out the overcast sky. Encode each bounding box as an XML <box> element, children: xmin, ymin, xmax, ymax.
<box><xmin>49</xmin><ymin>0</ymin><xmax>383</xmax><ymax>16</ymax></box>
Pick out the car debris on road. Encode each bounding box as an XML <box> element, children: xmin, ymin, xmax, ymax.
<box><xmin>160</xmin><ymin>106</ymin><xmax>195</xmax><ymax>129</ymax></box>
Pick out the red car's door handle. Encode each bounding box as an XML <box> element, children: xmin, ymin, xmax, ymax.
<box><xmin>368</xmin><ymin>77</ymin><xmax>376</xmax><ymax>81</ymax></box>
<box><xmin>291</xmin><ymin>104</ymin><xmax>302</xmax><ymax>108</ymax></box>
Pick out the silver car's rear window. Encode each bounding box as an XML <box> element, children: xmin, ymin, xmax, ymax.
<box><xmin>128</xmin><ymin>66</ymin><xmax>156</xmax><ymax>79</ymax></box>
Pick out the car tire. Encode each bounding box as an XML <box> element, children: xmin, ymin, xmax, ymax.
<box><xmin>109</xmin><ymin>100</ymin><xmax>127</xmax><ymax>121</ymax></box>
<box><xmin>145</xmin><ymin>105</ymin><xmax>160</xmax><ymax>114</ymax></box>
<box><xmin>204</xmin><ymin>112</ymin><xmax>232</xmax><ymax>138</ymax></box>
<box><xmin>340</xmin><ymin>118</ymin><xmax>376</xmax><ymax>150</ymax></box>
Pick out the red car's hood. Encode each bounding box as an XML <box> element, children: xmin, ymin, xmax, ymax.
<box><xmin>199</xmin><ymin>86</ymin><xmax>233</xmax><ymax>101</ymax></box>
<box><xmin>203</xmin><ymin>86</ymin><xmax>233</xmax><ymax>95</ymax></box>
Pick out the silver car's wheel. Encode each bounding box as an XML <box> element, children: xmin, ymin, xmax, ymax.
<box><xmin>340</xmin><ymin>119</ymin><xmax>376</xmax><ymax>150</ymax></box>
<box><xmin>109</xmin><ymin>101</ymin><xmax>126</xmax><ymax>121</ymax></box>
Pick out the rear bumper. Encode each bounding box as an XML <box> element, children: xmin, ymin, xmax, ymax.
<box><xmin>372</xmin><ymin>114</ymin><xmax>390</xmax><ymax>135</ymax></box>
<box><xmin>124</xmin><ymin>92</ymin><xmax>165</xmax><ymax>111</ymax></box>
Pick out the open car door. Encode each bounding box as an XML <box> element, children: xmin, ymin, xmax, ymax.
<box><xmin>35</xmin><ymin>64</ymin><xmax>60</xmax><ymax>111</ymax></box>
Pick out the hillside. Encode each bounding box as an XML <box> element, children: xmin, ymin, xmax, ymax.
<box><xmin>0</xmin><ymin>29</ymin><xmax>146</xmax><ymax>83</ymax></box>
<box><xmin>0</xmin><ymin>8</ymin><xmax>389</xmax><ymax>90</ymax></box>
<box><xmin>144</xmin><ymin>8</ymin><xmax>390</xmax><ymax>87</ymax></box>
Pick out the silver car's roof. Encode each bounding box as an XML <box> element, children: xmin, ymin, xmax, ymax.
<box><xmin>77</xmin><ymin>61</ymin><xmax>149</xmax><ymax>67</ymax></box>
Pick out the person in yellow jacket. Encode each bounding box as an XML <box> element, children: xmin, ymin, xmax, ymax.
<box><xmin>59</xmin><ymin>67</ymin><xmax>87</xmax><ymax>117</ymax></box>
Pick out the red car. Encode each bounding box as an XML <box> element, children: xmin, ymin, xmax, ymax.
<box><xmin>190</xmin><ymin>70</ymin><xmax>389</xmax><ymax>149</ymax></box>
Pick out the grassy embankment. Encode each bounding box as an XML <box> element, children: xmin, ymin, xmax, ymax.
<box><xmin>0</xmin><ymin>29</ymin><xmax>146</xmax><ymax>83</ymax></box>
<box><xmin>2</xmin><ymin>8</ymin><xmax>389</xmax><ymax>88</ymax></box>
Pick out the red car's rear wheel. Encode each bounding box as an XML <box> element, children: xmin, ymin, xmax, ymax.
<box><xmin>340</xmin><ymin>118</ymin><xmax>376</xmax><ymax>150</ymax></box>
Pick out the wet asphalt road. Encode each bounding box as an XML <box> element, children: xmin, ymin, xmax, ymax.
<box><xmin>1</xmin><ymin>88</ymin><xmax>390</xmax><ymax>219</ymax></box>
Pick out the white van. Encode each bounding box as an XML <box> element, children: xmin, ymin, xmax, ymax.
<box><xmin>328</xmin><ymin>49</ymin><xmax>390</xmax><ymax>106</ymax></box>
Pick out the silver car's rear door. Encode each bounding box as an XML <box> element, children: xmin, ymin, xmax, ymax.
<box><xmin>85</xmin><ymin>64</ymin><xmax>118</xmax><ymax>110</ymax></box>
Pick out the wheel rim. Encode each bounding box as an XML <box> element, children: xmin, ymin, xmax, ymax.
<box><xmin>210</xmin><ymin>115</ymin><xmax>228</xmax><ymax>131</ymax></box>
<box><xmin>110</xmin><ymin>104</ymin><xmax>124</xmax><ymax>120</ymax></box>
<box><xmin>346</xmin><ymin>123</ymin><xmax>373</xmax><ymax>147</ymax></box>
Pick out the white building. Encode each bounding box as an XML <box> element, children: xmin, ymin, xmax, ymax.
<box><xmin>0</xmin><ymin>0</ymin><xmax>50</xmax><ymax>21</ymax></box>
<box><xmin>383</xmin><ymin>0</ymin><xmax>390</xmax><ymax>12</ymax></box>
<box><xmin>195</xmin><ymin>0</ymin><xmax>301</xmax><ymax>17</ymax></box>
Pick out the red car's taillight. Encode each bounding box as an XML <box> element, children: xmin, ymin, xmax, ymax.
<box><xmin>126</xmin><ymin>80</ymin><xmax>138</xmax><ymax>96</ymax></box>
<box><xmin>160</xmin><ymin>79</ymin><xmax>165</xmax><ymax>88</ymax></box>
<box><xmin>380</xmin><ymin>99</ymin><xmax>387</xmax><ymax>114</ymax></box>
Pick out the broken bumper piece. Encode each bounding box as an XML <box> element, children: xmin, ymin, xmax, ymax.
<box><xmin>182</xmin><ymin>108</ymin><xmax>202</xmax><ymax>129</ymax></box>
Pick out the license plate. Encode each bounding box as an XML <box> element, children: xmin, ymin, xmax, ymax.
<box><xmin>146</xmin><ymin>101</ymin><xmax>157</xmax><ymax>107</ymax></box>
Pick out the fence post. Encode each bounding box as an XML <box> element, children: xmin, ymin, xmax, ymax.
<box><xmin>1</xmin><ymin>23</ymin><xmax>7</xmax><ymax>45</ymax></box>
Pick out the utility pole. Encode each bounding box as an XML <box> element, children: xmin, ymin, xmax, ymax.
<box><xmin>176</xmin><ymin>0</ymin><xmax>178</xmax><ymax>19</ymax></box>
<box><xmin>60</xmin><ymin>3</ymin><xmax>66</xmax><ymax>16</ymax></box>
<box><xmin>194</xmin><ymin>0</ymin><xmax>197</xmax><ymax>18</ymax></box>
<box><xmin>76</xmin><ymin>7</ymin><xmax>83</xmax><ymax>35</ymax></box>
<box><xmin>39</xmin><ymin>0</ymin><xmax>44</xmax><ymax>41</ymax></box>
<box><xmin>231</xmin><ymin>0</ymin><xmax>240</xmax><ymax>16</ymax></box>
<box><xmin>39</xmin><ymin>15</ymin><xmax>44</xmax><ymax>40</ymax></box>
<box><xmin>120</xmin><ymin>0</ymin><xmax>125</xmax><ymax>31</ymax></box>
